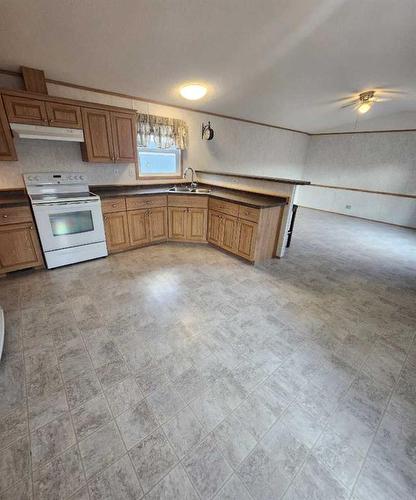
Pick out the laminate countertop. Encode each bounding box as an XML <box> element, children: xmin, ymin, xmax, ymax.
<box><xmin>92</xmin><ymin>185</ymin><xmax>287</xmax><ymax>209</ymax></box>
<box><xmin>0</xmin><ymin>190</ymin><xmax>30</xmax><ymax>209</ymax></box>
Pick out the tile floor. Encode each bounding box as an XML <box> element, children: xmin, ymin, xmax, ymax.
<box><xmin>0</xmin><ymin>207</ymin><xmax>415</xmax><ymax>500</ymax></box>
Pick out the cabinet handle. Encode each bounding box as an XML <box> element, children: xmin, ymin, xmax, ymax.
<box><xmin>112</xmin><ymin>204</ymin><xmax>117</xmax><ymax>207</ymax></box>
<box><xmin>104</xmin><ymin>216</ymin><xmax>108</xmax><ymax>222</ymax></box>
<box><xmin>50</xmin><ymin>119</ymin><xmax>54</xmax><ymax>123</ymax></box>
<box><xmin>2</xmin><ymin>214</ymin><xmax>8</xmax><ymax>218</ymax></box>
<box><xmin>29</xmin><ymin>225</ymin><xmax>33</xmax><ymax>230</ymax></box>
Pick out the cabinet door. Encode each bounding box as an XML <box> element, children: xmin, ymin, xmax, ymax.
<box><xmin>148</xmin><ymin>207</ymin><xmax>167</xmax><ymax>243</ymax></box>
<box><xmin>207</xmin><ymin>210</ymin><xmax>223</xmax><ymax>246</ymax></box>
<box><xmin>221</xmin><ymin>214</ymin><xmax>238</xmax><ymax>253</ymax></box>
<box><xmin>127</xmin><ymin>209</ymin><xmax>150</xmax><ymax>247</ymax></box>
<box><xmin>235</xmin><ymin>219</ymin><xmax>257</xmax><ymax>261</ymax></box>
<box><xmin>3</xmin><ymin>95</ymin><xmax>48</xmax><ymax>125</ymax></box>
<box><xmin>111</xmin><ymin>112</ymin><xmax>137</xmax><ymax>163</ymax></box>
<box><xmin>81</xmin><ymin>108</ymin><xmax>114</xmax><ymax>163</ymax></box>
<box><xmin>46</xmin><ymin>102</ymin><xmax>82</xmax><ymax>129</ymax></box>
<box><xmin>0</xmin><ymin>223</ymin><xmax>43</xmax><ymax>273</ymax></box>
<box><xmin>0</xmin><ymin>98</ymin><xmax>17</xmax><ymax>161</ymax></box>
<box><xmin>168</xmin><ymin>207</ymin><xmax>187</xmax><ymax>240</ymax></box>
<box><xmin>187</xmin><ymin>208</ymin><xmax>207</xmax><ymax>242</ymax></box>
<box><xmin>104</xmin><ymin>211</ymin><xmax>130</xmax><ymax>253</ymax></box>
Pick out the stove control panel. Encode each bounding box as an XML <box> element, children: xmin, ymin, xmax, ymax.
<box><xmin>24</xmin><ymin>173</ymin><xmax>87</xmax><ymax>185</ymax></box>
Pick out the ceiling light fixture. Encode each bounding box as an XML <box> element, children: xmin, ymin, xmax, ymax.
<box><xmin>180</xmin><ymin>84</ymin><xmax>207</xmax><ymax>100</ymax></box>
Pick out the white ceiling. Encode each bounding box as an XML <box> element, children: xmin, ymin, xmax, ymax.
<box><xmin>1</xmin><ymin>0</ymin><xmax>415</xmax><ymax>133</ymax></box>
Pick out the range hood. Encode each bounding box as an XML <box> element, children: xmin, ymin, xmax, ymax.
<box><xmin>10</xmin><ymin>123</ymin><xmax>85</xmax><ymax>142</ymax></box>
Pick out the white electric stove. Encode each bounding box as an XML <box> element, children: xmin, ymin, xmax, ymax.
<box><xmin>24</xmin><ymin>172</ymin><xmax>108</xmax><ymax>269</ymax></box>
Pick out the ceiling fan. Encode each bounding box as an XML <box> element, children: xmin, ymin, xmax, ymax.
<box><xmin>337</xmin><ymin>88</ymin><xmax>404</xmax><ymax>114</ymax></box>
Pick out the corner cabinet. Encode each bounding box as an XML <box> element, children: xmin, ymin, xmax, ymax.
<box><xmin>167</xmin><ymin>195</ymin><xmax>208</xmax><ymax>243</ymax></box>
<box><xmin>81</xmin><ymin>108</ymin><xmax>137</xmax><ymax>164</ymax></box>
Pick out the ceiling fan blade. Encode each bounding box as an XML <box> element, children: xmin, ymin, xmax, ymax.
<box><xmin>341</xmin><ymin>101</ymin><xmax>358</xmax><ymax>108</ymax></box>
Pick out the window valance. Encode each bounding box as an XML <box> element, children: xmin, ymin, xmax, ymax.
<box><xmin>137</xmin><ymin>113</ymin><xmax>188</xmax><ymax>150</ymax></box>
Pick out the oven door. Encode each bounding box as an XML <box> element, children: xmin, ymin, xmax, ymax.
<box><xmin>32</xmin><ymin>199</ymin><xmax>106</xmax><ymax>252</ymax></box>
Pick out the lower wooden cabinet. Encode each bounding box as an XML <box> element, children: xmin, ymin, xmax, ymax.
<box><xmin>235</xmin><ymin>219</ymin><xmax>257</xmax><ymax>260</ymax></box>
<box><xmin>103</xmin><ymin>211</ymin><xmax>130</xmax><ymax>253</ymax></box>
<box><xmin>148</xmin><ymin>207</ymin><xmax>168</xmax><ymax>242</ymax></box>
<box><xmin>168</xmin><ymin>207</ymin><xmax>187</xmax><ymax>240</ymax></box>
<box><xmin>168</xmin><ymin>207</ymin><xmax>207</xmax><ymax>242</ymax></box>
<box><xmin>0</xmin><ymin>222</ymin><xmax>43</xmax><ymax>274</ymax></box>
<box><xmin>208</xmin><ymin>200</ymin><xmax>283</xmax><ymax>263</ymax></box>
<box><xmin>129</xmin><ymin>207</ymin><xmax>168</xmax><ymax>246</ymax></box>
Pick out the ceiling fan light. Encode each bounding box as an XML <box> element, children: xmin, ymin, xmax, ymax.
<box><xmin>180</xmin><ymin>84</ymin><xmax>207</xmax><ymax>100</ymax></box>
<box><xmin>358</xmin><ymin>102</ymin><xmax>372</xmax><ymax>114</ymax></box>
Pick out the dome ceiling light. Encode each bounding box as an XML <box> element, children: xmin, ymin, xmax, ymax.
<box><xmin>179</xmin><ymin>84</ymin><xmax>207</xmax><ymax>101</ymax></box>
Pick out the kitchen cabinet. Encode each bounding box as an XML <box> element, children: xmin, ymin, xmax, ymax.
<box><xmin>168</xmin><ymin>207</ymin><xmax>187</xmax><ymax>240</ymax></box>
<box><xmin>207</xmin><ymin>210</ymin><xmax>223</xmax><ymax>246</ymax></box>
<box><xmin>208</xmin><ymin>198</ymin><xmax>282</xmax><ymax>263</ymax></box>
<box><xmin>45</xmin><ymin>102</ymin><xmax>82</xmax><ymax>129</ymax></box>
<box><xmin>0</xmin><ymin>98</ymin><xmax>17</xmax><ymax>161</ymax></box>
<box><xmin>81</xmin><ymin>108</ymin><xmax>114</xmax><ymax>163</ymax></box>
<box><xmin>186</xmin><ymin>208</ymin><xmax>207</xmax><ymax>242</ymax></box>
<box><xmin>3</xmin><ymin>95</ymin><xmax>48</xmax><ymax>126</ymax></box>
<box><xmin>235</xmin><ymin>219</ymin><xmax>257</xmax><ymax>260</ymax></box>
<box><xmin>103</xmin><ymin>211</ymin><xmax>130</xmax><ymax>253</ymax></box>
<box><xmin>82</xmin><ymin>108</ymin><xmax>137</xmax><ymax>164</ymax></box>
<box><xmin>128</xmin><ymin>209</ymin><xmax>149</xmax><ymax>246</ymax></box>
<box><xmin>168</xmin><ymin>195</ymin><xmax>208</xmax><ymax>242</ymax></box>
<box><xmin>111</xmin><ymin>112</ymin><xmax>137</xmax><ymax>163</ymax></box>
<box><xmin>0</xmin><ymin>205</ymin><xmax>43</xmax><ymax>275</ymax></box>
<box><xmin>148</xmin><ymin>207</ymin><xmax>168</xmax><ymax>242</ymax></box>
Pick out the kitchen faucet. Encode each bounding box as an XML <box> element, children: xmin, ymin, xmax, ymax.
<box><xmin>184</xmin><ymin>167</ymin><xmax>197</xmax><ymax>188</ymax></box>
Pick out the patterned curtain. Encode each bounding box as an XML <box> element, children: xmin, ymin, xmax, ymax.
<box><xmin>137</xmin><ymin>113</ymin><xmax>188</xmax><ymax>150</ymax></box>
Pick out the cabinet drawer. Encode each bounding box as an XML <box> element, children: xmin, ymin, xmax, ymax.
<box><xmin>0</xmin><ymin>205</ymin><xmax>33</xmax><ymax>225</ymax></box>
<box><xmin>168</xmin><ymin>194</ymin><xmax>208</xmax><ymax>208</ymax></box>
<box><xmin>126</xmin><ymin>195</ymin><xmax>167</xmax><ymax>210</ymax></box>
<box><xmin>238</xmin><ymin>205</ymin><xmax>260</xmax><ymax>223</ymax></box>
<box><xmin>209</xmin><ymin>198</ymin><xmax>239</xmax><ymax>217</ymax></box>
<box><xmin>101</xmin><ymin>197</ymin><xmax>126</xmax><ymax>213</ymax></box>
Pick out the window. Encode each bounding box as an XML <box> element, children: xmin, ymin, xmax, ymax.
<box><xmin>138</xmin><ymin>146</ymin><xmax>182</xmax><ymax>178</ymax></box>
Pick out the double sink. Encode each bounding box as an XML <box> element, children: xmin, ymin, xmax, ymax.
<box><xmin>168</xmin><ymin>185</ymin><xmax>211</xmax><ymax>194</ymax></box>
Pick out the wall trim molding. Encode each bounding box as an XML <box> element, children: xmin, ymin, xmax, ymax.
<box><xmin>298</xmin><ymin>206</ymin><xmax>416</xmax><ymax>230</ymax></box>
<box><xmin>308</xmin><ymin>183</ymin><xmax>416</xmax><ymax>199</ymax></box>
<box><xmin>2</xmin><ymin>68</ymin><xmax>415</xmax><ymax>137</ymax></box>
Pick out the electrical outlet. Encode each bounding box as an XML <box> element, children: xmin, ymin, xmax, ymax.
<box><xmin>129</xmin><ymin>166</ymin><xmax>134</xmax><ymax>177</ymax></box>
<box><xmin>113</xmin><ymin>167</ymin><xmax>119</xmax><ymax>176</ymax></box>
<box><xmin>345</xmin><ymin>204</ymin><xmax>351</xmax><ymax>209</ymax></box>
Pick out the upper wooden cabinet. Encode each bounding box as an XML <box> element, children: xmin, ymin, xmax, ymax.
<box><xmin>82</xmin><ymin>108</ymin><xmax>137</xmax><ymax>164</ymax></box>
<box><xmin>46</xmin><ymin>102</ymin><xmax>82</xmax><ymax>128</ymax></box>
<box><xmin>111</xmin><ymin>112</ymin><xmax>137</xmax><ymax>163</ymax></box>
<box><xmin>3</xmin><ymin>95</ymin><xmax>48</xmax><ymax>125</ymax></box>
<box><xmin>81</xmin><ymin>108</ymin><xmax>114</xmax><ymax>163</ymax></box>
<box><xmin>0</xmin><ymin>98</ymin><xmax>17</xmax><ymax>161</ymax></box>
<box><xmin>0</xmin><ymin>89</ymin><xmax>138</xmax><ymax>162</ymax></box>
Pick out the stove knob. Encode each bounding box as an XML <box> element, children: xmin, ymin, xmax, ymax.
<box><xmin>79</xmin><ymin>175</ymin><xmax>84</xmax><ymax>181</ymax></box>
<box><xmin>27</xmin><ymin>176</ymin><xmax>33</xmax><ymax>182</ymax></box>
<box><xmin>34</xmin><ymin>176</ymin><xmax>39</xmax><ymax>182</ymax></box>
<box><xmin>73</xmin><ymin>175</ymin><xmax>78</xmax><ymax>180</ymax></box>
<box><xmin>68</xmin><ymin>175</ymin><xmax>72</xmax><ymax>180</ymax></box>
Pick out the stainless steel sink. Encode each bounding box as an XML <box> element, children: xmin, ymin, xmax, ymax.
<box><xmin>192</xmin><ymin>188</ymin><xmax>211</xmax><ymax>193</ymax></box>
<box><xmin>168</xmin><ymin>186</ymin><xmax>211</xmax><ymax>194</ymax></box>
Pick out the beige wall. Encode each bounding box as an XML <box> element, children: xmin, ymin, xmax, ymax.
<box><xmin>0</xmin><ymin>77</ymin><xmax>309</xmax><ymax>189</ymax></box>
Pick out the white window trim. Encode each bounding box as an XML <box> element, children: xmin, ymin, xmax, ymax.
<box><xmin>137</xmin><ymin>147</ymin><xmax>182</xmax><ymax>179</ymax></box>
